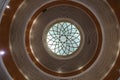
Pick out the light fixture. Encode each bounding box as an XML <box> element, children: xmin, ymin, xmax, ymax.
<box><xmin>0</xmin><ymin>50</ymin><xmax>5</xmax><ymax>56</ymax></box>
<box><xmin>6</xmin><ymin>5</ymin><xmax>10</xmax><ymax>9</ymax></box>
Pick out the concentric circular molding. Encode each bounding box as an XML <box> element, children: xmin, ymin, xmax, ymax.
<box><xmin>29</xmin><ymin>2</ymin><xmax>100</xmax><ymax>76</ymax></box>
<box><xmin>1</xmin><ymin>0</ymin><xmax>118</xmax><ymax>80</ymax></box>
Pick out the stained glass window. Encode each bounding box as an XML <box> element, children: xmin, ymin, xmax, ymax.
<box><xmin>47</xmin><ymin>21</ymin><xmax>81</xmax><ymax>56</ymax></box>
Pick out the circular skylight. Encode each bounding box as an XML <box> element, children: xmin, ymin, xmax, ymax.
<box><xmin>47</xmin><ymin>21</ymin><xmax>81</xmax><ymax>56</ymax></box>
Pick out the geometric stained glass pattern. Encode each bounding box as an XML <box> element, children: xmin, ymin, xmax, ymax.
<box><xmin>47</xmin><ymin>21</ymin><xmax>81</xmax><ymax>56</ymax></box>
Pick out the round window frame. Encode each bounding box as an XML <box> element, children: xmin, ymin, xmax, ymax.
<box><xmin>43</xmin><ymin>18</ymin><xmax>85</xmax><ymax>60</ymax></box>
<box><xmin>47</xmin><ymin>22</ymin><xmax>81</xmax><ymax>56</ymax></box>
